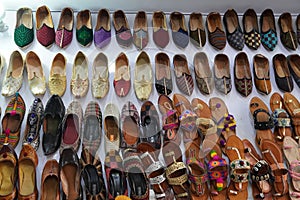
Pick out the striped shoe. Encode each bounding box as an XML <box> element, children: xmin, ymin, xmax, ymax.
<box><xmin>207</xmin><ymin>12</ymin><xmax>226</xmax><ymax>50</ymax></box>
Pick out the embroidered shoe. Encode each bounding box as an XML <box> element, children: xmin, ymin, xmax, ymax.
<box><xmin>92</xmin><ymin>53</ymin><xmax>109</xmax><ymax>99</ymax></box>
<box><xmin>243</xmin><ymin>9</ymin><xmax>261</xmax><ymax>50</ymax></box>
<box><xmin>55</xmin><ymin>7</ymin><xmax>74</xmax><ymax>48</ymax></box>
<box><xmin>94</xmin><ymin>9</ymin><xmax>111</xmax><ymax>49</ymax></box>
<box><xmin>2</xmin><ymin>51</ymin><xmax>24</xmax><ymax>97</ymax></box>
<box><xmin>279</xmin><ymin>12</ymin><xmax>298</xmax><ymax>51</ymax></box>
<box><xmin>22</xmin><ymin>98</ymin><xmax>44</xmax><ymax>151</ymax></box>
<box><xmin>189</xmin><ymin>12</ymin><xmax>206</xmax><ymax>48</ymax></box>
<box><xmin>133</xmin><ymin>11</ymin><xmax>148</xmax><ymax>50</ymax></box>
<box><xmin>49</xmin><ymin>53</ymin><xmax>67</xmax><ymax>97</ymax></box>
<box><xmin>14</xmin><ymin>7</ymin><xmax>34</xmax><ymax>49</ymax></box>
<box><xmin>152</xmin><ymin>11</ymin><xmax>169</xmax><ymax>49</ymax></box>
<box><xmin>224</xmin><ymin>9</ymin><xmax>244</xmax><ymax>50</ymax></box>
<box><xmin>114</xmin><ymin>52</ymin><xmax>131</xmax><ymax>97</ymax></box>
<box><xmin>0</xmin><ymin>93</ymin><xmax>26</xmax><ymax>148</ymax></box>
<box><xmin>76</xmin><ymin>10</ymin><xmax>93</xmax><ymax>47</ymax></box>
<box><xmin>113</xmin><ymin>10</ymin><xmax>132</xmax><ymax>48</ymax></box>
<box><xmin>170</xmin><ymin>11</ymin><xmax>189</xmax><ymax>49</ymax></box>
<box><xmin>206</xmin><ymin>12</ymin><xmax>226</xmax><ymax>50</ymax></box>
<box><xmin>260</xmin><ymin>9</ymin><xmax>277</xmax><ymax>51</ymax></box>
<box><xmin>36</xmin><ymin>5</ymin><xmax>55</xmax><ymax>48</ymax></box>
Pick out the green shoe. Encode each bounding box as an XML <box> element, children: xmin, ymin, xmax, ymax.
<box><xmin>14</xmin><ymin>8</ymin><xmax>34</xmax><ymax>48</ymax></box>
<box><xmin>76</xmin><ymin>10</ymin><xmax>93</xmax><ymax>46</ymax></box>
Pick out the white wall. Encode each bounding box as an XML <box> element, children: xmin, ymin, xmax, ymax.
<box><xmin>1</xmin><ymin>0</ymin><xmax>300</xmax><ymax>14</ymax></box>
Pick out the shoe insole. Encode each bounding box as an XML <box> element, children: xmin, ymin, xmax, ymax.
<box><xmin>11</xmin><ymin>54</ymin><xmax>23</xmax><ymax>78</ymax></box>
<box><xmin>194</xmin><ymin>54</ymin><xmax>211</xmax><ymax>78</ymax></box>
<box><xmin>97</xmin><ymin>11</ymin><xmax>109</xmax><ymax>30</ymax></box>
<box><xmin>94</xmin><ymin>65</ymin><xmax>108</xmax><ymax>79</ymax></box>
<box><xmin>74</xmin><ymin>60</ymin><xmax>88</xmax><ymax>80</ymax></box>
<box><xmin>3</xmin><ymin>114</ymin><xmax>21</xmax><ymax>133</ymax></box>
<box><xmin>21</xmin><ymin>11</ymin><xmax>32</xmax><ymax>28</ymax></box>
<box><xmin>274</xmin><ymin>59</ymin><xmax>289</xmax><ymax>78</ymax></box>
<box><xmin>109</xmin><ymin>169</ymin><xmax>124</xmax><ymax>197</ymax></box>
<box><xmin>208</xmin><ymin>14</ymin><xmax>222</xmax><ymax>32</ymax></box>
<box><xmin>128</xmin><ymin>168</ymin><xmax>147</xmax><ymax>196</ymax></box>
<box><xmin>123</xmin><ymin>117</ymin><xmax>139</xmax><ymax>145</ymax></box>
<box><xmin>63</xmin><ymin>116</ymin><xmax>79</xmax><ymax>145</ymax></box>
<box><xmin>281</xmin><ymin>18</ymin><xmax>290</xmax><ymax>32</ymax></box>
<box><xmin>262</xmin><ymin>15</ymin><xmax>272</xmax><ymax>32</ymax></box>
<box><xmin>105</xmin><ymin>116</ymin><xmax>118</xmax><ymax>142</ymax></box>
<box><xmin>134</xmin><ymin>12</ymin><xmax>146</xmax><ymax>31</ymax></box>
<box><xmin>156</xmin><ymin>55</ymin><xmax>170</xmax><ymax>80</ymax></box>
<box><xmin>42</xmin><ymin>176</ymin><xmax>59</xmax><ymax>200</ymax></box>
<box><xmin>27</xmin><ymin>58</ymin><xmax>43</xmax><ymax>80</ymax></box>
<box><xmin>19</xmin><ymin>159</ymin><xmax>35</xmax><ymax>196</ymax></box>
<box><xmin>38</xmin><ymin>8</ymin><xmax>52</xmax><ymax>28</ymax></box>
<box><xmin>226</xmin><ymin>12</ymin><xmax>238</xmax><ymax>33</ymax></box>
<box><xmin>190</xmin><ymin>14</ymin><xmax>203</xmax><ymax>31</ymax></box>
<box><xmin>51</xmin><ymin>57</ymin><xmax>66</xmax><ymax>75</ymax></box>
<box><xmin>62</xmin><ymin>164</ymin><xmax>78</xmax><ymax>200</ymax></box>
<box><xmin>114</xmin><ymin>12</ymin><xmax>126</xmax><ymax>30</ymax></box>
<box><xmin>77</xmin><ymin>11</ymin><xmax>91</xmax><ymax>29</ymax></box>
<box><xmin>171</xmin><ymin>14</ymin><xmax>181</xmax><ymax>31</ymax></box>
<box><xmin>0</xmin><ymin>161</ymin><xmax>14</xmax><ymax>196</ymax></box>
<box><xmin>136</xmin><ymin>60</ymin><xmax>151</xmax><ymax>81</ymax></box>
<box><xmin>84</xmin><ymin>115</ymin><xmax>100</xmax><ymax>141</ymax></box>
<box><xmin>45</xmin><ymin>116</ymin><xmax>60</xmax><ymax>135</ymax></box>
<box><xmin>59</xmin><ymin>11</ymin><xmax>73</xmax><ymax>30</ymax></box>
<box><xmin>215</xmin><ymin>56</ymin><xmax>230</xmax><ymax>78</ymax></box>
<box><xmin>153</xmin><ymin>13</ymin><xmax>163</xmax><ymax>29</ymax></box>
<box><xmin>244</xmin><ymin>15</ymin><xmax>255</xmax><ymax>33</ymax></box>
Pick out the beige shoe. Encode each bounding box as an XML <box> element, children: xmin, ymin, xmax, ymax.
<box><xmin>71</xmin><ymin>51</ymin><xmax>89</xmax><ymax>98</ymax></box>
<box><xmin>49</xmin><ymin>53</ymin><xmax>66</xmax><ymax>97</ymax></box>
<box><xmin>134</xmin><ymin>51</ymin><xmax>152</xmax><ymax>101</ymax></box>
<box><xmin>25</xmin><ymin>51</ymin><xmax>46</xmax><ymax>95</ymax></box>
<box><xmin>104</xmin><ymin>103</ymin><xmax>120</xmax><ymax>153</ymax></box>
<box><xmin>92</xmin><ymin>53</ymin><xmax>109</xmax><ymax>99</ymax></box>
<box><xmin>2</xmin><ymin>51</ymin><xmax>24</xmax><ymax>97</ymax></box>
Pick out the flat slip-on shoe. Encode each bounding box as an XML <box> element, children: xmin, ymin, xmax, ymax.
<box><xmin>76</xmin><ymin>9</ymin><xmax>93</xmax><ymax>47</ymax></box>
<box><xmin>155</xmin><ymin>52</ymin><xmax>172</xmax><ymax>95</ymax></box>
<box><xmin>94</xmin><ymin>9</ymin><xmax>111</xmax><ymax>49</ymax></box>
<box><xmin>214</xmin><ymin>53</ymin><xmax>232</xmax><ymax>94</ymax></box>
<box><xmin>0</xmin><ymin>144</ymin><xmax>18</xmax><ymax>199</ymax></box>
<box><xmin>0</xmin><ymin>93</ymin><xmax>26</xmax><ymax>148</ymax></box>
<box><xmin>114</xmin><ymin>52</ymin><xmax>131</xmax><ymax>97</ymax></box>
<box><xmin>61</xmin><ymin>101</ymin><xmax>83</xmax><ymax>152</ymax></box>
<box><xmin>25</xmin><ymin>51</ymin><xmax>46</xmax><ymax>95</ymax></box>
<box><xmin>41</xmin><ymin>159</ymin><xmax>60</xmax><ymax>200</ymax></box>
<box><xmin>49</xmin><ymin>53</ymin><xmax>67</xmax><ymax>97</ymax></box>
<box><xmin>287</xmin><ymin>54</ymin><xmax>300</xmax><ymax>88</ymax></box>
<box><xmin>104</xmin><ymin>103</ymin><xmax>120</xmax><ymax>153</ymax></box>
<box><xmin>113</xmin><ymin>10</ymin><xmax>132</xmax><ymax>48</ymax></box>
<box><xmin>36</xmin><ymin>5</ymin><xmax>55</xmax><ymax>48</ymax></box>
<box><xmin>55</xmin><ymin>7</ymin><xmax>73</xmax><ymax>48</ymax></box>
<box><xmin>22</xmin><ymin>98</ymin><xmax>44</xmax><ymax>151</ymax></box>
<box><xmin>71</xmin><ymin>51</ymin><xmax>89</xmax><ymax>98</ymax></box>
<box><xmin>260</xmin><ymin>9</ymin><xmax>277</xmax><ymax>51</ymax></box>
<box><xmin>60</xmin><ymin>148</ymin><xmax>82</xmax><ymax>200</ymax></box>
<box><xmin>279</xmin><ymin>12</ymin><xmax>297</xmax><ymax>51</ymax></box>
<box><xmin>194</xmin><ymin>52</ymin><xmax>213</xmax><ymax>95</ymax></box>
<box><xmin>243</xmin><ymin>8</ymin><xmax>260</xmax><ymax>50</ymax></box>
<box><xmin>92</xmin><ymin>52</ymin><xmax>109</xmax><ymax>99</ymax></box>
<box><xmin>170</xmin><ymin>11</ymin><xmax>189</xmax><ymax>49</ymax></box>
<box><xmin>18</xmin><ymin>144</ymin><xmax>38</xmax><ymax>200</ymax></box>
<box><xmin>14</xmin><ymin>7</ymin><xmax>34</xmax><ymax>49</ymax></box>
<box><xmin>189</xmin><ymin>12</ymin><xmax>206</xmax><ymax>48</ymax></box>
<box><xmin>173</xmin><ymin>54</ymin><xmax>194</xmax><ymax>96</ymax></box>
<box><xmin>223</xmin><ymin>9</ymin><xmax>244</xmax><ymax>50</ymax></box>
<box><xmin>273</xmin><ymin>54</ymin><xmax>294</xmax><ymax>92</ymax></box>
<box><xmin>134</xmin><ymin>51</ymin><xmax>152</xmax><ymax>101</ymax></box>
<box><xmin>42</xmin><ymin>95</ymin><xmax>65</xmax><ymax>155</ymax></box>
<box><xmin>2</xmin><ymin>50</ymin><xmax>24</xmax><ymax>97</ymax></box>
<box><xmin>133</xmin><ymin>11</ymin><xmax>148</xmax><ymax>50</ymax></box>
<box><xmin>253</xmin><ymin>54</ymin><xmax>271</xmax><ymax>95</ymax></box>
<box><xmin>234</xmin><ymin>52</ymin><xmax>252</xmax><ymax>97</ymax></box>
<box><xmin>152</xmin><ymin>11</ymin><xmax>169</xmax><ymax>49</ymax></box>
<box><xmin>206</xmin><ymin>12</ymin><xmax>226</xmax><ymax>50</ymax></box>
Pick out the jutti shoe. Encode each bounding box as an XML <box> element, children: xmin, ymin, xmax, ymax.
<box><xmin>113</xmin><ymin>10</ymin><xmax>132</xmax><ymax>48</ymax></box>
<box><xmin>194</xmin><ymin>52</ymin><xmax>213</xmax><ymax>95</ymax></box>
<box><xmin>279</xmin><ymin>12</ymin><xmax>297</xmax><ymax>51</ymax></box>
<box><xmin>94</xmin><ymin>9</ymin><xmax>111</xmax><ymax>49</ymax></box>
<box><xmin>55</xmin><ymin>7</ymin><xmax>74</xmax><ymax>48</ymax></box>
<box><xmin>36</xmin><ymin>5</ymin><xmax>55</xmax><ymax>48</ymax></box>
<box><xmin>173</xmin><ymin>54</ymin><xmax>194</xmax><ymax>96</ymax></box>
<box><xmin>71</xmin><ymin>51</ymin><xmax>89</xmax><ymax>98</ymax></box>
<box><xmin>14</xmin><ymin>7</ymin><xmax>34</xmax><ymax>48</ymax></box>
<box><xmin>243</xmin><ymin>9</ymin><xmax>261</xmax><ymax>50</ymax></box>
<box><xmin>155</xmin><ymin>52</ymin><xmax>173</xmax><ymax>95</ymax></box>
<box><xmin>253</xmin><ymin>54</ymin><xmax>271</xmax><ymax>95</ymax></box>
<box><xmin>134</xmin><ymin>51</ymin><xmax>152</xmax><ymax>101</ymax></box>
<box><xmin>41</xmin><ymin>160</ymin><xmax>60</xmax><ymax>200</ymax></box>
<box><xmin>206</xmin><ymin>12</ymin><xmax>226</xmax><ymax>50</ymax></box>
<box><xmin>104</xmin><ymin>103</ymin><xmax>120</xmax><ymax>153</ymax></box>
<box><xmin>214</xmin><ymin>54</ymin><xmax>232</xmax><ymax>94</ymax></box>
<box><xmin>170</xmin><ymin>11</ymin><xmax>189</xmax><ymax>49</ymax></box>
<box><xmin>22</xmin><ymin>98</ymin><xmax>44</xmax><ymax>151</ymax></box>
<box><xmin>92</xmin><ymin>53</ymin><xmax>109</xmax><ymax>99</ymax></box>
<box><xmin>25</xmin><ymin>51</ymin><xmax>46</xmax><ymax>95</ymax></box>
<box><xmin>114</xmin><ymin>52</ymin><xmax>131</xmax><ymax>97</ymax></box>
<box><xmin>260</xmin><ymin>9</ymin><xmax>277</xmax><ymax>51</ymax></box>
<box><xmin>2</xmin><ymin>50</ymin><xmax>24</xmax><ymax>97</ymax></box>
<box><xmin>152</xmin><ymin>11</ymin><xmax>169</xmax><ymax>49</ymax></box>
<box><xmin>49</xmin><ymin>53</ymin><xmax>67</xmax><ymax>97</ymax></box>
<box><xmin>76</xmin><ymin>10</ymin><xmax>93</xmax><ymax>47</ymax></box>
<box><xmin>61</xmin><ymin>101</ymin><xmax>83</xmax><ymax>152</ymax></box>
<box><xmin>0</xmin><ymin>93</ymin><xmax>26</xmax><ymax>148</ymax></box>
<box><xmin>133</xmin><ymin>11</ymin><xmax>148</xmax><ymax>50</ymax></box>
<box><xmin>189</xmin><ymin>12</ymin><xmax>206</xmax><ymax>48</ymax></box>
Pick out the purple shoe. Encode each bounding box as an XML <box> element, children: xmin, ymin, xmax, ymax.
<box><xmin>94</xmin><ymin>9</ymin><xmax>111</xmax><ymax>49</ymax></box>
<box><xmin>55</xmin><ymin>7</ymin><xmax>74</xmax><ymax>48</ymax></box>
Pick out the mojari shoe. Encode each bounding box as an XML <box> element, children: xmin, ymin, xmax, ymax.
<box><xmin>55</xmin><ymin>7</ymin><xmax>74</xmax><ymax>48</ymax></box>
<box><xmin>114</xmin><ymin>52</ymin><xmax>131</xmax><ymax>97</ymax></box>
<box><xmin>49</xmin><ymin>53</ymin><xmax>67</xmax><ymax>97</ymax></box>
<box><xmin>94</xmin><ymin>9</ymin><xmax>111</xmax><ymax>49</ymax></box>
<box><xmin>2</xmin><ymin>51</ymin><xmax>24</xmax><ymax>97</ymax></box>
<box><xmin>92</xmin><ymin>53</ymin><xmax>109</xmax><ymax>99</ymax></box>
<box><xmin>76</xmin><ymin>10</ymin><xmax>93</xmax><ymax>47</ymax></box>
<box><xmin>36</xmin><ymin>5</ymin><xmax>55</xmax><ymax>48</ymax></box>
<box><xmin>25</xmin><ymin>51</ymin><xmax>46</xmax><ymax>95</ymax></box>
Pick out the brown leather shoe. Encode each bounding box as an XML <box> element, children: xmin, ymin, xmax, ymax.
<box><xmin>194</xmin><ymin>52</ymin><xmax>213</xmax><ymax>95</ymax></box>
<box><xmin>0</xmin><ymin>144</ymin><xmax>18</xmax><ymax>199</ymax></box>
<box><xmin>152</xmin><ymin>11</ymin><xmax>169</xmax><ymax>49</ymax></box>
<box><xmin>41</xmin><ymin>159</ymin><xmax>60</xmax><ymax>200</ymax></box>
<box><xmin>133</xmin><ymin>11</ymin><xmax>148</xmax><ymax>50</ymax></box>
<box><xmin>189</xmin><ymin>12</ymin><xmax>206</xmax><ymax>48</ymax></box>
<box><xmin>234</xmin><ymin>52</ymin><xmax>252</xmax><ymax>97</ymax></box>
<box><xmin>279</xmin><ymin>12</ymin><xmax>297</xmax><ymax>50</ymax></box>
<box><xmin>253</xmin><ymin>54</ymin><xmax>272</xmax><ymax>95</ymax></box>
<box><xmin>214</xmin><ymin>54</ymin><xmax>232</xmax><ymax>94</ymax></box>
<box><xmin>206</xmin><ymin>12</ymin><xmax>226</xmax><ymax>50</ymax></box>
<box><xmin>273</xmin><ymin>54</ymin><xmax>294</xmax><ymax>92</ymax></box>
<box><xmin>18</xmin><ymin>144</ymin><xmax>38</xmax><ymax>200</ymax></box>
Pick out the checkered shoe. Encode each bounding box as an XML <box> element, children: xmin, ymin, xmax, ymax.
<box><xmin>261</xmin><ymin>30</ymin><xmax>278</xmax><ymax>51</ymax></box>
<box><xmin>227</xmin><ymin>29</ymin><xmax>244</xmax><ymax>50</ymax></box>
<box><xmin>245</xmin><ymin>30</ymin><xmax>261</xmax><ymax>50</ymax></box>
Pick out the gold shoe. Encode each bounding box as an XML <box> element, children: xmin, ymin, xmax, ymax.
<box><xmin>49</xmin><ymin>53</ymin><xmax>66</xmax><ymax>96</ymax></box>
<box><xmin>92</xmin><ymin>53</ymin><xmax>109</xmax><ymax>99</ymax></box>
<box><xmin>2</xmin><ymin>51</ymin><xmax>24</xmax><ymax>97</ymax></box>
<box><xmin>71</xmin><ymin>51</ymin><xmax>89</xmax><ymax>98</ymax></box>
<box><xmin>134</xmin><ymin>51</ymin><xmax>152</xmax><ymax>101</ymax></box>
<box><xmin>25</xmin><ymin>51</ymin><xmax>46</xmax><ymax>95</ymax></box>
